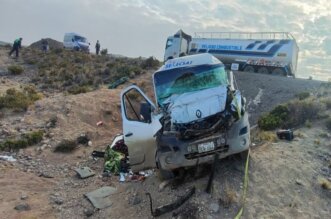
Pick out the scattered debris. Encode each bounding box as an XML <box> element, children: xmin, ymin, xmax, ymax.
<box><xmin>158</xmin><ymin>179</ymin><xmax>172</xmax><ymax>192</ymax></box>
<box><xmin>0</xmin><ymin>155</ymin><xmax>16</xmax><ymax>162</ymax></box>
<box><xmin>146</xmin><ymin>187</ymin><xmax>196</xmax><ymax>217</ymax></box>
<box><xmin>96</xmin><ymin>121</ymin><xmax>103</xmax><ymax>126</ymax></box>
<box><xmin>14</xmin><ymin>203</ymin><xmax>31</xmax><ymax>211</ymax></box>
<box><xmin>85</xmin><ymin>186</ymin><xmax>117</xmax><ymax>209</ymax></box>
<box><xmin>92</xmin><ymin>150</ymin><xmax>105</xmax><ymax>158</ymax></box>
<box><xmin>108</xmin><ymin>77</ymin><xmax>129</xmax><ymax>89</ymax></box>
<box><xmin>77</xmin><ymin>134</ymin><xmax>90</xmax><ymax>145</ymax></box>
<box><xmin>20</xmin><ymin>193</ymin><xmax>28</xmax><ymax>200</ymax></box>
<box><xmin>276</xmin><ymin>129</ymin><xmax>294</xmax><ymax>141</ymax></box>
<box><xmin>75</xmin><ymin>167</ymin><xmax>95</xmax><ymax>179</ymax></box>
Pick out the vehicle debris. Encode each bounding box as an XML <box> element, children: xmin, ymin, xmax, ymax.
<box><xmin>85</xmin><ymin>186</ymin><xmax>117</xmax><ymax>209</ymax></box>
<box><xmin>146</xmin><ymin>187</ymin><xmax>195</xmax><ymax>217</ymax></box>
<box><xmin>276</xmin><ymin>129</ymin><xmax>294</xmax><ymax>141</ymax></box>
<box><xmin>0</xmin><ymin>155</ymin><xmax>16</xmax><ymax>162</ymax></box>
<box><xmin>96</xmin><ymin>121</ymin><xmax>103</xmax><ymax>126</ymax></box>
<box><xmin>75</xmin><ymin>167</ymin><xmax>95</xmax><ymax>179</ymax></box>
<box><xmin>108</xmin><ymin>77</ymin><xmax>129</xmax><ymax>89</ymax></box>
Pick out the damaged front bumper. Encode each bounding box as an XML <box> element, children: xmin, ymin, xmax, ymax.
<box><xmin>157</xmin><ymin>112</ymin><xmax>250</xmax><ymax>171</ymax></box>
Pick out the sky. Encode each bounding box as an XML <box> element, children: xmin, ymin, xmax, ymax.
<box><xmin>0</xmin><ymin>0</ymin><xmax>330</xmax><ymax>81</ymax></box>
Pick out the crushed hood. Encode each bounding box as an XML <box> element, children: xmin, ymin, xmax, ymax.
<box><xmin>164</xmin><ymin>86</ymin><xmax>228</xmax><ymax>124</ymax></box>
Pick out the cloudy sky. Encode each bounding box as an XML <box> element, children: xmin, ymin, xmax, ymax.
<box><xmin>1</xmin><ymin>0</ymin><xmax>330</xmax><ymax>80</ymax></box>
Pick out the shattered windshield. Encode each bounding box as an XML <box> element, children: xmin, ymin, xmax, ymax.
<box><xmin>154</xmin><ymin>64</ymin><xmax>228</xmax><ymax>105</ymax></box>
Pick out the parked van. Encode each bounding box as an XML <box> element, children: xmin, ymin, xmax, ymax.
<box><xmin>63</xmin><ymin>33</ymin><xmax>90</xmax><ymax>52</ymax></box>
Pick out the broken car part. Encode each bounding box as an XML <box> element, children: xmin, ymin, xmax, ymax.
<box><xmin>146</xmin><ymin>187</ymin><xmax>195</xmax><ymax>217</ymax></box>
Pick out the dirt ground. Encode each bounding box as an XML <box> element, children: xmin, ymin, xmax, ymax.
<box><xmin>0</xmin><ymin>46</ymin><xmax>330</xmax><ymax>218</ymax></box>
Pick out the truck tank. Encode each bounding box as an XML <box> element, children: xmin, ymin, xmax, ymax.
<box><xmin>164</xmin><ymin>31</ymin><xmax>299</xmax><ymax>77</ymax></box>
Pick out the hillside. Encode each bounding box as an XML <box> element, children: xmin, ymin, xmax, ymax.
<box><xmin>0</xmin><ymin>45</ymin><xmax>330</xmax><ymax>218</ymax></box>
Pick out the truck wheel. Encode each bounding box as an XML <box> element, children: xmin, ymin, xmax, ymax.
<box><xmin>272</xmin><ymin>68</ymin><xmax>286</xmax><ymax>76</ymax></box>
<box><xmin>243</xmin><ymin>66</ymin><xmax>255</xmax><ymax>73</ymax></box>
<box><xmin>257</xmin><ymin>67</ymin><xmax>269</xmax><ymax>74</ymax></box>
<box><xmin>179</xmin><ymin>53</ymin><xmax>186</xmax><ymax>57</ymax></box>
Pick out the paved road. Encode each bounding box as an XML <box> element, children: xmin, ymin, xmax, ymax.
<box><xmin>234</xmin><ymin>71</ymin><xmax>323</xmax><ymax>124</ymax></box>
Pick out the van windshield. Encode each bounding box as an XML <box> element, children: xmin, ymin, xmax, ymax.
<box><xmin>74</xmin><ymin>36</ymin><xmax>87</xmax><ymax>43</ymax></box>
<box><xmin>154</xmin><ymin>64</ymin><xmax>228</xmax><ymax>105</ymax></box>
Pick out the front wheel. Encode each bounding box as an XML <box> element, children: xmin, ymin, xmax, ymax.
<box><xmin>257</xmin><ymin>67</ymin><xmax>269</xmax><ymax>74</ymax></box>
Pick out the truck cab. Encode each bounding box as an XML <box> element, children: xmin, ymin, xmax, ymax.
<box><xmin>164</xmin><ymin>30</ymin><xmax>192</xmax><ymax>61</ymax></box>
<box><xmin>121</xmin><ymin>53</ymin><xmax>250</xmax><ymax>177</ymax></box>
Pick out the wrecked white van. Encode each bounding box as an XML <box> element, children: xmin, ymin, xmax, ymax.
<box><xmin>63</xmin><ymin>33</ymin><xmax>90</xmax><ymax>52</ymax></box>
<box><xmin>120</xmin><ymin>53</ymin><xmax>250</xmax><ymax>178</ymax></box>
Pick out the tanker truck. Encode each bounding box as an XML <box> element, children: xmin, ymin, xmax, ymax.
<box><xmin>164</xmin><ymin>30</ymin><xmax>299</xmax><ymax>77</ymax></box>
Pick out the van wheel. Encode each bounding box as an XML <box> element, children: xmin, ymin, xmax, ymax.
<box><xmin>179</xmin><ymin>53</ymin><xmax>186</xmax><ymax>57</ymax></box>
<box><xmin>243</xmin><ymin>65</ymin><xmax>255</xmax><ymax>73</ymax></box>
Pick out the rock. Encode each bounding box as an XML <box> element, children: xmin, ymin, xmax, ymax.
<box><xmin>295</xmin><ymin>179</ymin><xmax>304</xmax><ymax>186</ymax></box>
<box><xmin>39</xmin><ymin>172</ymin><xmax>54</xmax><ymax>178</ymax></box>
<box><xmin>14</xmin><ymin>203</ymin><xmax>31</xmax><ymax>211</ymax></box>
<box><xmin>129</xmin><ymin>194</ymin><xmax>142</xmax><ymax>206</ymax></box>
<box><xmin>209</xmin><ymin>202</ymin><xmax>220</xmax><ymax>213</ymax></box>
<box><xmin>21</xmin><ymin>194</ymin><xmax>29</xmax><ymax>200</ymax></box>
<box><xmin>88</xmin><ymin>141</ymin><xmax>93</xmax><ymax>146</ymax></box>
<box><xmin>84</xmin><ymin>208</ymin><xmax>94</xmax><ymax>217</ymax></box>
<box><xmin>51</xmin><ymin>195</ymin><xmax>64</xmax><ymax>205</ymax></box>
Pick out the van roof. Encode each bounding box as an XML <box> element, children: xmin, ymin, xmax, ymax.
<box><xmin>156</xmin><ymin>53</ymin><xmax>222</xmax><ymax>72</ymax></box>
<box><xmin>64</xmin><ymin>33</ymin><xmax>86</xmax><ymax>38</ymax></box>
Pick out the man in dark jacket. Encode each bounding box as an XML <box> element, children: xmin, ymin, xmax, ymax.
<box><xmin>95</xmin><ymin>40</ymin><xmax>100</xmax><ymax>55</ymax></box>
<box><xmin>9</xmin><ymin>38</ymin><xmax>23</xmax><ymax>57</ymax></box>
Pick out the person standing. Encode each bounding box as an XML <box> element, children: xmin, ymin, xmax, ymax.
<box><xmin>41</xmin><ymin>38</ymin><xmax>49</xmax><ymax>53</ymax></box>
<box><xmin>95</xmin><ymin>40</ymin><xmax>100</xmax><ymax>55</ymax></box>
<box><xmin>9</xmin><ymin>37</ymin><xmax>23</xmax><ymax>58</ymax></box>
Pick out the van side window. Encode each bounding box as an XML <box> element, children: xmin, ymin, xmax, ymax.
<box><xmin>123</xmin><ymin>89</ymin><xmax>152</xmax><ymax>123</ymax></box>
<box><xmin>166</xmin><ymin>39</ymin><xmax>173</xmax><ymax>49</ymax></box>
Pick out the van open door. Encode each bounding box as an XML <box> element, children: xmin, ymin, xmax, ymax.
<box><xmin>120</xmin><ymin>85</ymin><xmax>162</xmax><ymax>172</ymax></box>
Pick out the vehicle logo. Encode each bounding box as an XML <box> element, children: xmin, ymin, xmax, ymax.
<box><xmin>196</xmin><ymin>110</ymin><xmax>202</xmax><ymax>118</ymax></box>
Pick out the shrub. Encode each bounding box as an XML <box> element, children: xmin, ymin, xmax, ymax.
<box><xmin>67</xmin><ymin>85</ymin><xmax>91</xmax><ymax>95</ymax></box>
<box><xmin>295</xmin><ymin>92</ymin><xmax>310</xmax><ymax>100</ymax></box>
<box><xmin>0</xmin><ymin>130</ymin><xmax>43</xmax><ymax>151</ymax></box>
<box><xmin>323</xmin><ymin>98</ymin><xmax>331</xmax><ymax>109</ymax></box>
<box><xmin>8</xmin><ymin>65</ymin><xmax>24</xmax><ymax>75</ymax></box>
<box><xmin>140</xmin><ymin>56</ymin><xmax>160</xmax><ymax>69</ymax></box>
<box><xmin>258</xmin><ymin>99</ymin><xmax>321</xmax><ymax>130</ymax></box>
<box><xmin>100</xmin><ymin>49</ymin><xmax>108</xmax><ymax>56</ymax></box>
<box><xmin>54</xmin><ymin>140</ymin><xmax>77</xmax><ymax>153</ymax></box>
<box><xmin>258</xmin><ymin>105</ymin><xmax>289</xmax><ymax>130</ymax></box>
<box><xmin>0</xmin><ymin>87</ymin><xmax>42</xmax><ymax>110</ymax></box>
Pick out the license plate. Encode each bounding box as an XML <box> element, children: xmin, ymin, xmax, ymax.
<box><xmin>198</xmin><ymin>141</ymin><xmax>215</xmax><ymax>153</ymax></box>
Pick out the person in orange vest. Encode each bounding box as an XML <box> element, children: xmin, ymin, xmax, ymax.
<box><xmin>9</xmin><ymin>38</ymin><xmax>23</xmax><ymax>58</ymax></box>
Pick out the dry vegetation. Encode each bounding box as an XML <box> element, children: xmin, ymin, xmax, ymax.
<box><xmin>0</xmin><ymin>86</ymin><xmax>43</xmax><ymax>111</ymax></box>
<box><xmin>0</xmin><ymin>130</ymin><xmax>43</xmax><ymax>151</ymax></box>
<box><xmin>21</xmin><ymin>48</ymin><xmax>160</xmax><ymax>94</ymax></box>
<box><xmin>258</xmin><ymin>82</ymin><xmax>331</xmax><ymax>131</ymax></box>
